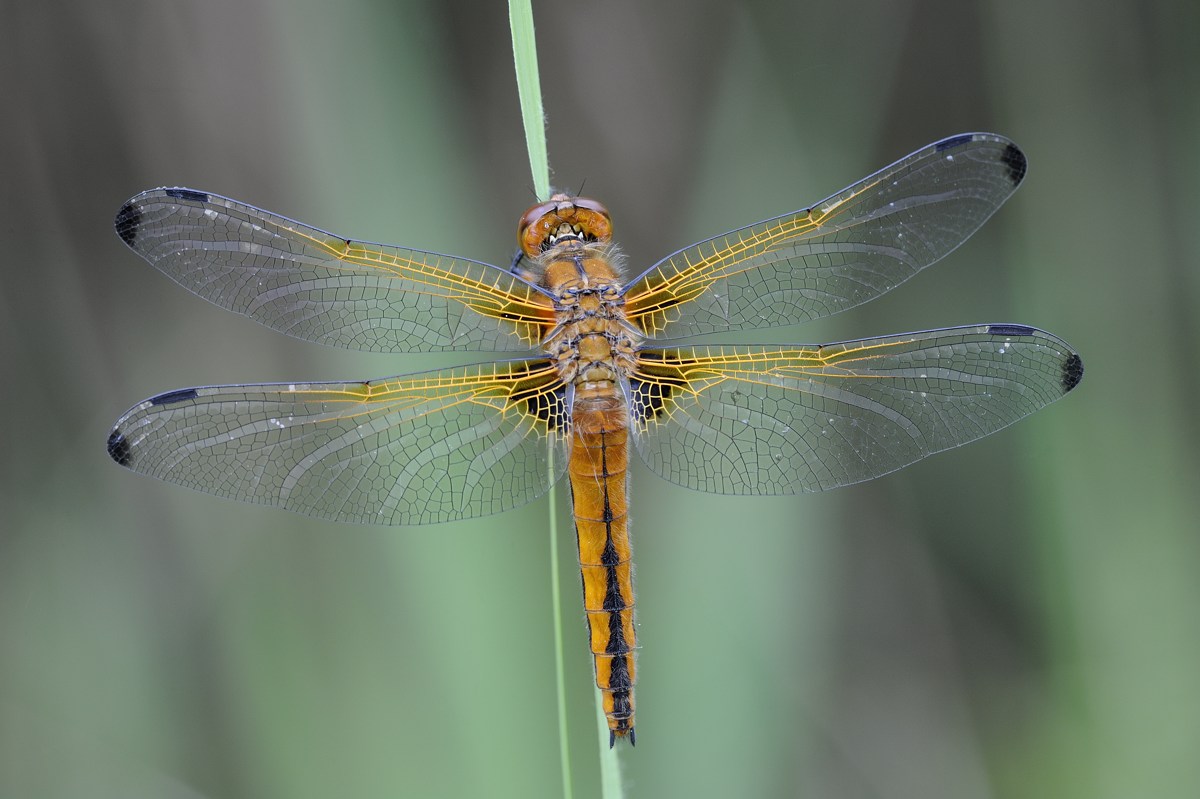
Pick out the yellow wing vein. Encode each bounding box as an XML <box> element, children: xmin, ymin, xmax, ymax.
<box><xmin>275</xmin><ymin>221</ymin><xmax>555</xmax><ymax>325</ymax></box>
<box><xmin>625</xmin><ymin>177</ymin><xmax>885</xmax><ymax>320</ymax></box>
<box><xmin>280</xmin><ymin>363</ymin><xmax>563</xmax><ymax>429</ymax></box>
<box><xmin>633</xmin><ymin>338</ymin><xmax>922</xmax><ymax>420</ymax></box>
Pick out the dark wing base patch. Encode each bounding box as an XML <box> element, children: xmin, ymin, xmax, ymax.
<box><xmin>512</xmin><ymin>383</ymin><xmax>569</xmax><ymax>431</ymax></box>
<box><xmin>628</xmin><ymin>372</ymin><xmax>684</xmax><ymax>425</ymax></box>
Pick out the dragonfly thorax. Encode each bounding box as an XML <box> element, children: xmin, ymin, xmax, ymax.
<box><xmin>541</xmin><ymin>238</ymin><xmax>638</xmax><ymax>388</ymax></box>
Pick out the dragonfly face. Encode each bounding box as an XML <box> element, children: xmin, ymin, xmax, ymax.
<box><xmin>108</xmin><ymin>133</ymin><xmax>1083</xmax><ymax>745</ymax></box>
<box><xmin>518</xmin><ymin>193</ymin><xmax>613</xmax><ymax>258</ymax></box>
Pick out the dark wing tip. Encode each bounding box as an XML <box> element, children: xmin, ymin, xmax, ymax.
<box><xmin>934</xmin><ymin>134</ymin><xmax>1025</xmax><ymax>185</ymax></box>
<box><xmin>1061</xmin><ymin>352</ymin><xmax>1084</xmax><ymax>393</ymax></box>
<box><xmin>114</xmin><ymin>201</ymin><xmax>142</xmax><ymax>246</ymax></box>
<box><xmin>986</xmin><ymin>326</ymin><xmax>1082</xmax><ymax>393</ymax></box>
<box><xmin>164</xmin><ymin>188</ymin><xmax>210</xmax><ymax>203</ymax></box>
<box><xmin>1001</xmin><ymin>142</ymin><xmax>1027</xmax><ymax>186</ymax></box>
<box><xmin>106</xmin><ymin>429</ymin><xmax>132</xmax><ymax>466</ymax></box>
<box><xmin>609</xmin><ymin>730</ymin><xmax>616</xmax><ymax>748</ymax></box>
<box><xmin>149</xmin><ymin>387</ymin><xmax>199</xmax><ymax>406</ymax></box>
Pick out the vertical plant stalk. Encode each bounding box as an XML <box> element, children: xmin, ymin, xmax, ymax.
<box><xmin>546</xmin><ymin>443</ymin><xmax>573</xmax><ymax>799</ymax></box>
<box><xmin>595</xmin><ymin>684</ymin><xmax>625</xmax><ymax>794</ymax></box>
<box><xmin>508</xmin><ymin>4</ymin><xmax>568</xmax><ymax>792</ymax></box>
<box><xmin>508</xmin><ymin>0</ymin><xmax>551</xmax><ymax>201</ymax></box>
<box><xmin>510</xmin><ymin>3</ymin><xmax>623</xmax><ymax>795</ymax></box>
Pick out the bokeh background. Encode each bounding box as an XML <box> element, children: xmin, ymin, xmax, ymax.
<box><xmin>3</xmin><ymin>1</ymin><xmax>1197</xmax><ymax>797</ymax></box>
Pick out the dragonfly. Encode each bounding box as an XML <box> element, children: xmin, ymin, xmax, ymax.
<box><xmin>107</xmin><ymin>132</ymin><xmax>1083</xmax><ymax>746</ymax></box>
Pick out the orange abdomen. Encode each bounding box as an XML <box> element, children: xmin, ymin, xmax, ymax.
<box><xmin>569</xmin><ymin>406</ymin><xmax>637</xmax><ymax>745</ymax></box>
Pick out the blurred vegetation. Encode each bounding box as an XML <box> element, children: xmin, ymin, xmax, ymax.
<box><xmin>2</xmin><ymin>1</ymin><xmax>1198</xmax><ymax>797</ymax></box>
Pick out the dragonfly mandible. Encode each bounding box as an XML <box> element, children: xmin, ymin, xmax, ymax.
<box><xmin>107</xmin><ymin>133</ymin><xmax>1084</xmax><ymax>745</ymax></box>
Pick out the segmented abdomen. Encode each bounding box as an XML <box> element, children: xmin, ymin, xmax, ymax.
<box><xmin>569</xmin><ymin>405</ymin><xmax>636</xmax><ymax>745</ymax></box>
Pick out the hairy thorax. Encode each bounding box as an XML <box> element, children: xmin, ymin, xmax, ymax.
<box><xmin>538</xmin><ymin>238</ymin><xmax>639</xmax><ymax>424</ymax></box>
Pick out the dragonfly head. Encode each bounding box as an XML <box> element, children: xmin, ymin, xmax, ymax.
<box><xmin>518</xmin><ymin>194</ymin><xmax>612</xmax><ymax>257</ymax></box>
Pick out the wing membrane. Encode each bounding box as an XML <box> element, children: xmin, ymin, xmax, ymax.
<box><xmin>107</xmin><ymin>359</ymin><xmax>569</xmax><ymax>524</ymax></box>
<box><xmin>629</xmin><ymin>325</ymin><xmax>1082</xmax><ymax>493</ymax></box>
<box><xmin>622</xmin><ymin>133</ymin><xmax>1027</xmax><ymax>338</ymax></box>
<box><xmin>115</xmin><ymin>189</ymin><xmax>556</xmax><ymax>352</ymax></box>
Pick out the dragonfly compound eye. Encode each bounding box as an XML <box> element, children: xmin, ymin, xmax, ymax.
<box><xmin>517</xmin><ymin>194</ymin><xmax>613</xmax><ymax>257</ymax></box>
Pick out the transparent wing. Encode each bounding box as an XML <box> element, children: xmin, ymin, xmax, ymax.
<box><xmin>107</xmin><ymin>359</ymin><xmax>570</xmax><ymax>524</ymax></box>
<box><xmin>622</xmin><ymin>133</ymin><xmax>1028</xmax><ymax>338</ymax></box>
<box><xmin>628</xmin><ymin>324</ymin><xmax>1082</xmax><ymax>493</ymax></box>
<box><xmin>115</xmin><ymin>189</ymin><xmax>557</xmax><ymax>352</ymax></box>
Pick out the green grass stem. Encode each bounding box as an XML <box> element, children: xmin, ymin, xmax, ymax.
<box><xmin>595</xmin><ymin>687</ymin><xmax>625</xmax><ymax>796</ymax></box>
<box><xmin>546</xmin><ymin>444</ymin><xmax>573</xmax><ymax>799</ymax></box>
<box><xmin>511</xmin><ymin>4</ymin><xmax>623</xmax><ymax>794</ymax></box>
<box><xmin>508</xmin><ymin>0</ymin><xmax>551</xmax><ymax>200</ymax></box>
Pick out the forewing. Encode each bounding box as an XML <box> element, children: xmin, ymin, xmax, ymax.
<box><xmin>622</xmin><ymin>133</ymin><xmax>1027</xmax><ymax>338</ymax></box>
<box><xmin>115</xmin><ymin>189</ymin><xmax>556</xmax><ymax>352</ymax></box>
<box><xmin>629</xmin><ymin>325</ymin><xmax>1082</xmax><ymax>493</ymax></box>
<box><xmin>107</xmin><ymin>359</ymin><xmax>570</xmax><ymax>524</ymax></box>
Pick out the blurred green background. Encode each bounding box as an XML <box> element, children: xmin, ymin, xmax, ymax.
<box><xmin>3</xmin><ymin>1</ymin><xmax>1197</xmax><ymax>797</ymax></box>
